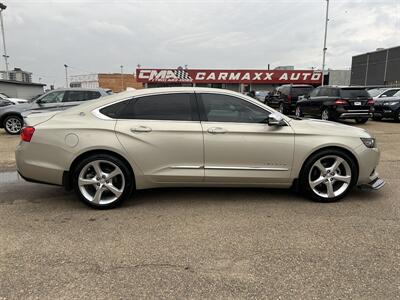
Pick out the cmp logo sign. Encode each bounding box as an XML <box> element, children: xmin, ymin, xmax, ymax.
<box><xmin>136</xmin><ymin>69</ymin><xmax>322</xmax><ymax>84</ymax></box>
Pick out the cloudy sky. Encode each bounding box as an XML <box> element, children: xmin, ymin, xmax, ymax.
<box><xmin>5</xmin><ymin>0</ymin><xmax>400</xmax><ymax>87</ymax></box>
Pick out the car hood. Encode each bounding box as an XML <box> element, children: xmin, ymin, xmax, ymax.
<box><xmin>289</xmin><ymin>118</ymin><xmax>372</xmax><ymax>138</ymax></box>
<box><xmin>0</xmin><ymin>102</ymin><xmax>33</xmax><ymax>113</ymax></box>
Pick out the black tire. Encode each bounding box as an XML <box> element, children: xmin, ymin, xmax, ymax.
<box><xmin>72</xmin><ymin>154</ymin><xmax>134</xmax><ymax>209</ymax></box>
<box><xmin>321</xmin><ymin>108</ymin><xmax>331</xmax><ymax>121</ymax></box>
<box><xmin>394</xmin><ymin>111</ymin><xmax>400</xmax><ymax>123</ymax></box>
<box><xmin>355</xmin><ymin>117</ymin><xmax>369</xmax><ymax>124</ymax></box>
<box><xmin>3</xmin><ymin>115</ymin><xmax>23</xmax><ymax>135</ymax></box>
<box><xmin>372</xmin><ymin>115</ymin><xmax>382</xmax><ymax>121</ymax></box>
<box><xmin>295</xmin><ymin>105</ymin><xmax>304</xmax><ymax>118</ymax></box>
<box><xmin>299</xmin><ymin>149</ymin><xmax>358</xmax><ymax>203</ymax></box>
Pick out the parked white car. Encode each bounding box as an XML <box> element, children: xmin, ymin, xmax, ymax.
<box><xmin>16</xmin><ymin>87</ymin><xmax>385</xmax><ymax>209</ymax></box>
<box><xmin>0</xmin><ymin>93</ymin><xmax>28</xmax><ymax>105</ymax></box>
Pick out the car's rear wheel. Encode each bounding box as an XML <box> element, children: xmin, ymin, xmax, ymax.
<box><xmin>72</xmin><ymin>154</ymin><xmax>134</xmax><ymax>209</ymax></box>
<box><xmin>295</xmin><ymin>105</ymin><xmax>303</xmax><ymax>117</ymax></box>
<box><xmin>300</xmin><ymin>149</ymin><xmax>357</xmax><ymax>202</ymax></box>
<box><xmin>355</xmin><ymin>117</ymin><xmax>369</xmax><ymax>124</ymax></box>
<box><xmin>321</xmin><ymin>108</ymin><xmax>331</xmax><ymax>121</ymax></box>
<box><xmin>4</xmin><ymin>115</ymin><xmax>23</xmax><ymax>135</ymax></box>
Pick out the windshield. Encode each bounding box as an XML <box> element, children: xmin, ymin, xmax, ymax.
<box><xmin>368</xmin><ymin>88</ymin><xmax>385</xmax><ymax>97</ymax></box>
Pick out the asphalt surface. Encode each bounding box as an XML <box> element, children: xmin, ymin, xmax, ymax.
<box><xmin>0</xmin><ymin>121</ymin><xmax>399</xmax><ymax>299</ymax></box>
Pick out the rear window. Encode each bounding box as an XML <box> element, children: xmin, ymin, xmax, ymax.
<box><xmin>340</xmin><ymin>89</ymin><xmax>370</xmax><ymax>99</ymax></box>
<box><xmin>291</xmin><ymin>87</ymin><xmax>313</xmax><ymax>96</ymax></box>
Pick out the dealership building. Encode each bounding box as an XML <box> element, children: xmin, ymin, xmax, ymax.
<box><xmin>351</xmin><ymin>45</ymin><xmax>400</xmax><ymax>86</ymax></box>
<box><xmin>136</xmin><ymin>68</ymin><xmax>350</xmax><ymax>92</ymax></box>
<box><xmin>136</xmin><ymin>68</ymin><xmax>322</xmax><ymax>92</ymax></box>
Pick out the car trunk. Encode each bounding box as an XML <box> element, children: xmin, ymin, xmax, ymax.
<box><xmin>291</xmin><ymin>87</ymin><xmax>313</xmax><ymax>103</ymax></box>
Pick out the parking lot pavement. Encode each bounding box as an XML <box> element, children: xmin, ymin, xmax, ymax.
<box><xmin>0</xmin><ymin>121</ymin><xmax>399</xmax><ymax>299</ymax></box>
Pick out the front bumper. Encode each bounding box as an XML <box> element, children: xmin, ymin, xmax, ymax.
<box><xmin>359</xmin><ymin>178</ymin><xmax>386</xmax><ymax>190</ymax></box>
<box><xmin>373</xmin><ymin>106</ymin><xmax>398</xmax><ymax>118</ymax></box>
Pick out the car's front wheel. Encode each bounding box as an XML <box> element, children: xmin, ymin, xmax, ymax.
<box><xmin>72</xmin><ymin>154</ymin><xmax>134</xmax><ymax>209</ymax></box>
<box><xmin>278</xmin><ymin>102</ymin><xmax>286</xmax><ymax>114</ymax></box>
<box><xmin>300</xmin><ymin>149</ymin><xmax>357</xmax><ymax>202</ymax></box>
<box><xmin>395</xmin><ymin>110</ymin><xmax>400</xmax><ymax>122</ymax></box>
<box><xmin>4</xmin><ymin>115</ymin><xmax>23</xmax><ymax>135</ymax></box>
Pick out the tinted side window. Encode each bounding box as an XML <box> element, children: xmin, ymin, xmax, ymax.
<box><xmin>291</xmin><ymin>87</ymin><xmax>313</xmax><ymax>96</ymax></box>
<box><xmin>100</xmin><ymin>100</ymin><xmax>130</xmax><ymax>118</ymax></box>
<box><xmin>86</xmin><ymin>91</ymin><xmax>101</xmax><ymax>100</ymax></box>
<box><xmin>39</xmin><ymin>91</ymin><xmax>65</xmax><ymax>103</ymax></box>
<box><xmin>201</xmin><ymin>93</ymin><xmax>269</xmax><ymax>123</ymax></box>
<box><xmin>120</xmin><ymin>93</ymin><xmax>194</xmax><ymax>121</ymax></box>
<box><xmin>309</xmin><ymin>88</ymin><xmax>319</xmax><ymax>97</ymax></box>
<box><xmin>64</xmin><ymin>91</ymin><xmax>87</xmax><ymax>102</ymax></box>
<box><xmin>380</xmin><ymin>89</ymin><xmax>400</xmax><ymax>97</ymax></box>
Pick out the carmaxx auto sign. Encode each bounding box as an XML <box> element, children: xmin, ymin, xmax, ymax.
<box><xmin>136</xmin><ymin>69</ymin><xmax>322</xmax><ymax>84</ymax></box>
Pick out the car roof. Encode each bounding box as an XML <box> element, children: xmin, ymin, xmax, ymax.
<box><xmin>59</xmin><ymin>86</ymin><xmax>288</xmax><ymax>119</ymax></box>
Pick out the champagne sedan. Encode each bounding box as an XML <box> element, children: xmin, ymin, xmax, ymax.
<box><xmin>16</xmin><ymin>87</ymin><xmax>385</xmax><ymax>209</ymax></box>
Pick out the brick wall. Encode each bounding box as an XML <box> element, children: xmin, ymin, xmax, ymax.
<box><xmin>98</xmin><ymin>73</ymin><xmax>143</xmax><ymax>92</ymax></box>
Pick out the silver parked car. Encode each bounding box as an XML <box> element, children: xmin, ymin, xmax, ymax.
<box><xmin>0</xmin><ymin>88</ymin><xmax>111</xmax><ymax>134</ymax></box>
<box><xmin>16</xmin><ymin>87</ymin><xmax>384</xmax><ymax>209</ymax></box>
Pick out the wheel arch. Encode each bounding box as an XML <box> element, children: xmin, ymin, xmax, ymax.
<box><xmin>63</xmin><ymin>149</ymin><xmax>136</xmax><ymax>190</ymax></box>
<box><xmin>298</xmin><ymin>145</ymin><xmax>359</xmax><ymax>182</ymax></box>
<box><xmin>0</xmin><ymin>112</ymin><xmax>23</xmax><ymax>128</ymax></box>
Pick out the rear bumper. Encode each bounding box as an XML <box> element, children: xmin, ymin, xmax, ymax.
<box><xmin>338</xmin><ymin>111</ymin><xmax>372</xmax><ymax>119</ymax></box>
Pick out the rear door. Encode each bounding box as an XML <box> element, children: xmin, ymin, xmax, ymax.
<box><xmin>198</xmin><ymin>92</ymin><xmax>294</xmax><ymax>184</ymax></box>
<box><xmin>114</xmin><ymin>92</ymin><xmax>204</xmax><ymax>183</ymax></box>
<box><xmin>62</xmin><ymin>90</ymin><xmax>102</xmax><ymax>110</ymax></box>
<box><xmin>302</xmin><ymin>87</ymin><xmax>320</xmax><ymax>116</ymax></box>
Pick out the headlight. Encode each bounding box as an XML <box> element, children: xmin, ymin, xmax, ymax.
<box><xmin>361</xmin><ymin>137</ymin><xmax>376</xmax><ymax>148</ymax></box>
<box><xmin>383</xmin><ymin>101</ymin><xmax>399</xmax><ymax>106</ymax></box>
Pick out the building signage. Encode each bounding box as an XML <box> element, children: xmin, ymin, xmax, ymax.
<box><xmin>136</xmin><ymin>69</ymin><xmax>322</xmax><ymax>84</ymax></box>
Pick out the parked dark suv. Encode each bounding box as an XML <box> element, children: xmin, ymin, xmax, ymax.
<box><xmin>0</xmin><ymin>88</ymin><xmax>111</xmax><ymax>134</ymax></box>
<box><xmin>265</xmin><ymin>84</ymin><xmax>314</xmax><ymax>114</ymax></box>
<box><xmin>295</xmin><ymin>86</ymin><xmax>374</xmax><ymax>124</ymax></box>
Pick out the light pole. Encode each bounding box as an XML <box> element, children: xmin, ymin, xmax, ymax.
<box><xmin>64</xmin><ymin>64</ymin><xmax>68</xmax><ymax>87</ymax></box>
<box><xmin>0</xmin><ymin>3</ymin><xmax>9</xmax><ymax>80</ymax></box>
<box><xmin>120</xmin><ymin>65</ymin><xmax>124</xmax><ymax>91</ymax></box>
<box><xmin>321</xmin><ymin>0</ymin><xmax>330</xmax><ymax>86</ymax></box>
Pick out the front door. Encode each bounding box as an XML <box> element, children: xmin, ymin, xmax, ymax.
<box><xmin>115</xmin><ymin>92</ymin><xmax>204</xmax><ymax>183</ymax></box>
<box><xmin>33</xmin><ymin>90</ymin><xmax>65</xmax><ymax>111</ymax></box>
<box><xmin>197</xmin><ymin>93</ymin><xmax>295</xmax><ymax>184</ymax></box>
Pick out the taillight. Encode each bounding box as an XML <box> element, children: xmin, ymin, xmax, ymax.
<box><xmin>367</xmin><ymin>98</ymin><xmax>374</xmax><ymax>105</ymax></box>
<box><xmin>20</xmin><ymin>126</ymin><xmax>35</xmax><ymax>142</ymax></box>
<box><xmin>335</xmin><ymin>99</ymin><xmax>348</xmax><ymax>105</ymax></box>
<box><xmin>287</xmin><ymin>95</ymin><xmax>292</xmax><ymax>103</ymax></box>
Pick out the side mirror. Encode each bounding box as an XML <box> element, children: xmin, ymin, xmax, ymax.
<box><xmin>267</xmin><ymin>113</ymin><xmax>286</xmax><ymax>126</ymax></box>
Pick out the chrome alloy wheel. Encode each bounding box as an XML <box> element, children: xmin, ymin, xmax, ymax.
<box><xmin>78</xmin><ymin>160</ymin><xmax>125</xmax><ymax>205</ymax></box>
<box><xmin>295</xmin><ymin>106</ymin><xmax>301</xmax><ymax>117</ymax></box>
<box><xmin>321</xmin><ymin>109</ymin><xmax>329</xmax><ymax>121</ymax></box>
<box><xmin>5</xmin><ymin>117</ymin><xmax>22</xmax><ymax>134</ymax></box>
<box><xmin>308</xmin><ymin>155</ymin><xmax>352</xmax><ymax>199</ymax></box>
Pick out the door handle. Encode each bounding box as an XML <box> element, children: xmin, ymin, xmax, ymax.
<box><xmin>131</xmin><ymin>126</ymin><xmax>152</xmax><ymax>133</ymax></box>
<box><xmin>207</xmin><ymin>127</ymin><xmax>227</xmax><ymax>134</ymax></box>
